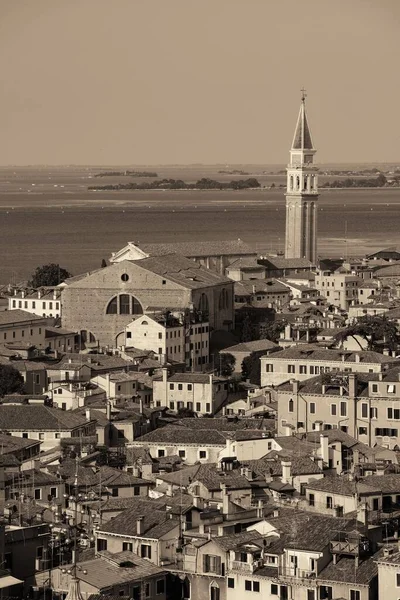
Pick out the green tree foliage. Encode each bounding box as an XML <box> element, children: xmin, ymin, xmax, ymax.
<box><xmin>177</xmin><ymin>407</ymin><xmax>197</xmax><ymax>418</ymax></box>
<box><xmin>241</xmin><ymin>315</ymin><xmax>256</xmax><ymax>343</ymax></box>
<box><xmin>259</xmin><ymin>319</ymin><xmax>286</xmax><ymax>343</ymax></box>
<box><xmin>0</xmin><ymin>364</ymin><xmax>25</xmax><ymax>396</ymax></box>
<box><xmin>217</xmin><ymin>353</ymin><xmax>236</xmax><ymax>377</ymax></box>
<box><xmin>29</xmin><ymin>263</ymin><xmax>72</xmax><ymax>288</ymax></box>
<box><xmin>334</xmin><ymin>315</ymin><xmax>400</xmax><ymax>352</ymax></box>
<box><xmin>242</xmin><ymin>351</ymin><xmax>263</xmax><ymax>385</ymax></box>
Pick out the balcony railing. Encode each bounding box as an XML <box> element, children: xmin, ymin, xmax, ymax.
<box><xmin>278</xmin><ymin>567</ymin><xmax>317</xmax><ymax>582</ymax></box>
<box><xmin>231</xmin><ymin>561</ymin><xmax>254</xmax><ymax>573</ymax></box>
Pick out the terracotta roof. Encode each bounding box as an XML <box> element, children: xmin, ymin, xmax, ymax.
<box><xmin>132</xmin><ymin>254</ymin><xmax>232</xmax><ymax>289</ymax></box>
<box><xmin>98</xmin><ymin>499</ymin><xmax>179</xmax><ymax>539</ymax></box>
<box><xmin>59</xmin><ymin>552</ymin><xmax>165</xmax><ymax>589</ymax></box>
<box><xmin>318</xmin><ymin>551</ymin><xmax>380</xmax><ymax>585</ymax></box>
<box><xmin>259</xmin><ymin>257</ymin><xmax>314</xmax><ymax>270</ymax></box>
<box><xmin>0</xmin><ymin>404</ymin><xmax>91</xmax><ymax>431</ymax></box>
<box><xmin>0</xmin><ymin>310</ymin><xmax>45</xmax><ymax>325</ymax></box>
<box><xmin>140</xmin><ymin>240</ymin><xmax>256</xmax><ymax>258</ymax></box>
<box><xmin>0</xmin><ymin>433</ymin><xmax>40</xmax><ymax>453</ymax></box>
<box><xmin>265</xmin><ymin>344</ymin><xmax>398</xmax><ymax>364</ymax></box>
<box><xmin>134</xmin><ymin>426</ymin><xmax>228</xmax><ymax>445</ymax></box>
<box><xmin>222</xmin><ymin>339</ymin><xmax>279</xmax><ymax>353</ymax></box>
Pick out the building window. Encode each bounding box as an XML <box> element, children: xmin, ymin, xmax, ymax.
<box><xmin>156</xmin><ymin>579</ymin><xmax>165</xmax><ymax>595</ymax></box>
<box><xmin>50</xmin><ymin>487</ymin><xmax>57</xmax><ymax>498</ymax></box>
<box><xmin>97</xmin><ymin>538</ymin><xmax>107</xmax><ymax>552</ymax></box>
<box><xmin>350</xmin><ymin>591</ymin><xmax>360</xmax><ymax>600</ymax></box>
<box><xmin>359</xmin><ymin>427</ymin><xmax>367</xmax><ymax>435</ymax></box>
<box><xmin>371</xmin><ymin>383</ymin><xmax>378</xmax><ymax>393</ymax></box>
<box><xmin>253</xmin><ymin>581</ymin><xmax>260</xmax><ymax>592</ymax></box>
<box><xmin>370</xmin><ymin>407</ymin><xmax>378</xmax><ymax>419</ymax></box>
<box><xmin>266</xmin><ymin>364</ymin><xmax>274</xmax><ymax>372</ymax></box>
<box><xmin>288</xmin><ymin>365</ymin><xmax>295</xmax><ymax>373</ymax></box>
<box><xmin>141</xmin><ymin>544</ymin><xmax>152</xmax><ymax>559</ymax></box>
<box><xmin>310</xmin><ymin>402</ymin><xmax>316</xmax><ymax>414</ymax></box>
<box><xmin>340</xmin><ymin>401</ymin><xmax>347</xmax><ymax>417</ymax></box>
<box><xmin>361</xmin><ymin>403</ymin><xmax>368</xmax><ymax>418</ymax></box>
<box><xmin>178</xmin><ymin>384</ymin><xmax>183</xmax><ymax>390</ymax></box>
<box><xmin>121</xmin><ymin>273</ymin><xmax>129</xmax><ymax>282</ymax></box>
<box><xmin>227</xmin><ymin>578</ymin><xmax>235</xmax><ymax>589</ymax></box>
<box><xmin>326</xmin><ymin>496</ymin><xmax>333</xmax><ymax>509</ymax></box>
<box><xmin>206</xmin><ymin>403</ymin><xmax>211</xmax><ymax>413</ymax></box>
<box><xmin>271</xmin><ymin>584</ymin><xmax>278</xmax><ymax>595</ymax></box>
<box><xmin>210</xmin><ymin>583</ymin><xmax>220</xmax><ymax>600</ymax></box>
<box><xmin>319</xmin><ymin>586</ymin><xmax>332</xmax><ymax>599</ymax></box>
<box><xmin>331</xmin><ymin>404</ymin><xmax>337</xmax><ymax>416</ymax></box>
<box><xmin>199</xmin><ymin>450</ymin><xmax>207</xmax><ymax>459</ymax></box>
<box><xmin>245</xmin><ymin>581</ymin><xmax>252</xmax><ymax>591</ymax></box>
<box><xmin>196</xmin><ymin>402</ymin><xmax>201</xmax><ymax>412</ymax></box>
<box><xmin>169</xmin><ymin>402</ymin><xmax>175</xmax><ymax>410</ymax></box>
<box><xmin>169</xmin><ymin>383</ymin><xmax>174</xmax><ymax>390</ymax></box>
<box><xmin>299</xmin><ymin>365</ymin><xmax>307</xmax><ymax>374</ymax></box>
<box><xmin>122</xmin><ymin>542</ymin><xmax>133</xmax><ymax>552</ymax></box>
<box><xmin>39</xmin><ymin>433</ymin><xmax>45</xmax><ymax>440</ymax></box>
<box><xmin>158</xmin><ymin>332</ymin><xmax>162</xmax><ymax>339</ymax></box>
<box><xmin>288</xmin><ymin>399</ymin><xmax>294</xmax><ymax>413</ymax></box>
<box><xmin>309</xmin><ymin>494</ymin><xmax>315</xmax><ymax>507</ymax></box>
<box><xmin>34</xmin><ymin>488</ymin><xmax>42</xmax><ymax>500</ymax></box>
<box><xmin>187</xmin><ymin>384</ymin><xmax>192</xmax><ymax>391</ymax></box>
<box><xmin>106</xmin><ymin>295</ymin><xmax>143</xmax><ymax>315</ymax></box>
<box><xmin>126</xmin><ymin>331</ymin><xmax>132</xmax><ymax>338</ymax></box>
<box><xmin>158</xmin><ymin>449</ymin><xmax>165</xmax><ymax>457</ymax></box>
<box><xmin>179</xmin><ymin>450</ymin><xmax>186</xmax><ymax>458</ymax></box>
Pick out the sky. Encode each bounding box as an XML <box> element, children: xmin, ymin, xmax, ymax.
<box><xmin>0</xmin><ymin>0</ymin><xmax>399</xmax><ymax>165</ymax></box>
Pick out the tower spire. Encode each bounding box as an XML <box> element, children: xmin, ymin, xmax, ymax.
<box><xmin>284</xmin><ymin>93</ymin><xmax>319</xmax><ymax>264</ymax></box>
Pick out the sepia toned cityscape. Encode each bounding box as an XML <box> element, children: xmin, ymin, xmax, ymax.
<box><xmin>1</xmin><ymin>2</ymin><xmax>400</xmax><ymax>600</ymax></box>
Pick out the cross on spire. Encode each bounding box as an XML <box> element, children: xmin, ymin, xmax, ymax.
<box><xmin>301</xmin><ymin>87</ymin><xmax>307</xmax><ymax>102</ymax></box>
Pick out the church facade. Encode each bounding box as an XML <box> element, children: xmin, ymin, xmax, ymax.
<box><xmin>285</xmin><ymin>94</ymin><xmax>319</xmax><ymax>264</ymax></box>
<box><xmin>61</xmin><ymin>254</ymin><xmax>234</xmax><ymax>349</ymax></box>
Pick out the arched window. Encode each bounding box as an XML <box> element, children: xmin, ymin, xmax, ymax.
<box><xmin>219</xmin><ymin>288</ymin><xmax>229</xmax><ymax>310</ymax></box>
<box><xmin>288</xmin><ymin>399</ymin><xmax>294</xmax><ymax>413</ymax></box>
<box><xmin>210</xmin><ymin>582</ymin><xmax>220</xmax><ymax>600</ymax></box>
<box><xmin>198</xmin><ymin>293</ymin><xmax>209</xmax><ymax>315</ymax></box>
<box><xmin>141</xmin><ymin>320</ymin><xmax>148</xmax><ymax>325</ymax></box>
<box><xmin>106</xmin><ymin>295</ymin><xmax>143</xmax><ymax>315</ymax></box>
<box><xmin>106</xmin><ymin>297</ymin><xmax>118</xmax><ymax>314</ymax></box>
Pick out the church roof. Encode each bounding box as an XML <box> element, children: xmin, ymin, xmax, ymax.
<box><xmin>292</xmin><ymin>99</ymin><xmax>314</xmax><ymax>151</ymax></box>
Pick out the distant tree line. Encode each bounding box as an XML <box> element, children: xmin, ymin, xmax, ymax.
<box><xmin>94</xmin><ymin>170</ymin><xmax>158</xmax><ymax>178</ymax></box>
<box><xmin>321</xmin><ymin>174</ymin><xmax>387</xmax><ymax>188</ymax></box>
<box><xmin>88</xmin><ymin>177</ymin><xmax>261</xmax><ymax>191</ymax></box>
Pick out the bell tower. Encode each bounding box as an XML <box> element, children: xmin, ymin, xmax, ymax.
<box><xmin>284</xmin><ymin>90</ymin><xmax>318</xmax><ymax>263</ymax></box>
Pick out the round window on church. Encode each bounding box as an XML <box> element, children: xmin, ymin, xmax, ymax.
<box><xmin>121</xmin><ymin>273</ymin><xmax>129</xmax><ymax>282</ymax></box>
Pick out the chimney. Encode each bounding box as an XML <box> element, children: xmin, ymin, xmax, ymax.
<box><xmin>136</xmin><ymin>516</ymin><xmax>144</xmax><ymax>535</ymax></box>
<box><xmin>320</xmin><ymin>434</ymin><xmax>329</xmax><ymax>465</ymax></box>
<box><xmin>222</xmin><ymin>406</ymin><xmax>227</xmax><ymax>416</ymax></box>
<box><xmin>68</xmin><ymin>358</ymin><xmax>72</xmax><ymax>364</ymax></box>
<box><xmin>257</xmin><ymin>499</ymin><xmax>264</xmax><ymax>519</ymax></box>
<box><xmin>348</xmin><ymin>373</ymin><xmax>357</xmax><ymax>398</ymax></box>
<box><xmin>53</xmin><ymin>291</ymin><xmax>57</xmax><ymax>300</ymax></box>
<box><xmin>355</xmin><ymin>354</ymin><xmax>360</xmax><ymax>363</ymax></box>
<box><xmin>85</xmin><ymin>408</ymin><xmax>91</xmax><ymax>422</ymax></box>
<box><xmin>220</xmin><ymin>483</ymin><xmax>231</xmax><ymax>515</ymax></box>
<box><xmin>291</xmin><ymin>379</ymin><xmax>299</xmax><ymax>394</ymax></box>
<box><xmin>21</xmin><ymin>290</ymin><xmax>25</xmax><ymax>298</ymax></box>
<box><xmin>357</xmin><ymin>502</ymin><xmax>368</xmax><ymax>535</ymax></box>
<box><xmin>139</xmin><ymin>397</ymin><xmax>144</xmax><ymax>414</ymax></box>
<box><xmin>273</xmin><ymin>508</ymin><xmax>279</xmax><ymax>517</ymax></box>
<box><xmin>162</xmin><ymin>367</ymin><xmax>168</xmax><ymax>384</ymax></box>
<box><xmin>284</xmin><ymin>424</ymin><xmax>293</xmax><ymax>437</ymax></box>
<box><xmin>281</xmin><ymin>460</ymin><xmax>292</xmax><ymax>484</ymax></box>
<box><xmin>38</xmin><ymin>290</ymin><xmax>41</xmax><ymax>299</ymax></box>
<box><xmin>106</xmin><ymin>402</ymin><xmax>111</xmax><ymax>421</ymax></box>
<box><xmin>315</xmin><ymin>421</ymin><xmax>323</xmax><ymax>432</ymax></box>
<box><xmin>69</xmin><ymin>383</ymin><xmax>73</xmax><ymax>393</ymax></box>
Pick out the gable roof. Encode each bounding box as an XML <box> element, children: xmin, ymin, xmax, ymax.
<box><xmin>0</xmin><ymin>405</ymin><xmax>91</xmax><ymax>431</ymax></box>
<box><xmin>131</xmin><ymin>254</ymin><xmax>232</xmax><ymax>289</ymax></box>
<box><xmin>98</xmin><ymin>500</ymin><xmax>179</xmax><ymax>539</ymax></box>
<box><xmin>134</xmin><ymin>426</ymin><xmax>228</xmax><ymax>446</ymax></box>
<box><xmin>140</xmin><ymin>240</ymin><xmax>256</xmax><ymax>258</ymax></box>
<box><xmin>222</xmin><ymin>339</ymin><xmax>279</xmax><ymax>353</ymax></box>
<box><xmin>0</xmin><ymin>310</ymin><xmax>44</xmax><ymax>326</ymax></box>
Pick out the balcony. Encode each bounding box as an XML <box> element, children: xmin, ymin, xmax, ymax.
<box><xmin>231</xmin><ymin>560</ymin><xmax>254</xmax><ymax>573</ymax></box>
<box><xmin>278</xmin><ymin>567</ymin><xmax>317</xmax><ymax>584</ymax></box>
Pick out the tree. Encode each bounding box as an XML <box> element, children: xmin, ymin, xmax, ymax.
<box><xmin>101</xmin><ymin>258</ymin><xmax>107</xmax><ymax>268</ymax></box>
<box><xmin>177</xmin><ymin>407</ymin><xmax>196</xmax><ymax>418</ymax></box>
<box><xmin>334</xmin><ymin>315</ymin><xmax>400</xmax><ymax>352</ymax></box>
<box><xmin>0</xmin><ymin>365</ymin><xmax>25</xmax><ymax>396</ymax></box>
<box><xmin>259</xmin><ymin>319</ymin><xmax>286</xmax><ymax>343</ymax></box>
<box><xmin>241</xmin><ymin>315</ymin><xmax>256</xmax><ymax>342</ymax></box>
<box><xmin>241</xmin><ymin>351</ymin><xmax>263</xmax><ymax>385</ymax></box>
<box><xmin>29</xmin><ymin>263</ymin><xmax>72</xmax><ymax>288</ymax></box>
<box><xmin>217</xmin><ymin>353</ymin><xmax>236</xmax><ymax>377</ymax></box>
